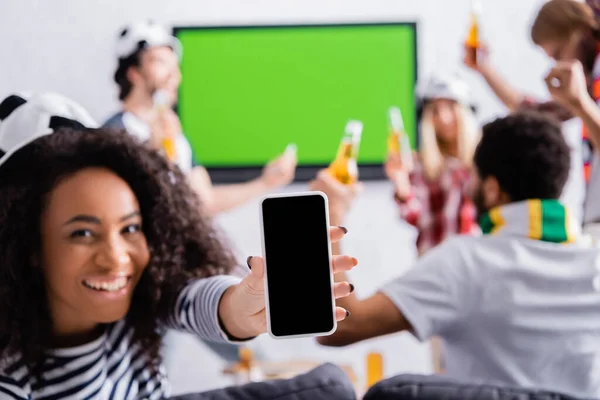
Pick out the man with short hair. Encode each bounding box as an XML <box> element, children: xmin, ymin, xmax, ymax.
<box><xmin>103</xmin><ymin>21</ymin><xmax>296</xmax><ymax>216</ymax></box>
<box><xmin>103</xmin><ymin>21</ymin><xmax>298</xmax><ymax>364</ymax></box>
<box><xmin>312</xmin><ymin>112</ymin><xmax>600</xmax><ymax>398</ymax></box>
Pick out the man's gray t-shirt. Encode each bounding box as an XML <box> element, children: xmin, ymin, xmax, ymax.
<box><xmin>380</xmin><ymin>232</ymin><xmax>600</xmax><ymax>398</ymax></box>
<box><xmin>103</xmin><ymin>111</ymin><xmax>195</xmax><ymax>173</ymax></box>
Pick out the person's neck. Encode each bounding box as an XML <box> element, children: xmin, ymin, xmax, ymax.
<box><xmin>122</xmin><ymin>92</ymin><xmax>156</xmax><ymax>124</ymax></box>
<box><xmin>50</xmin><ymin>325</ymin><xmax>105</xmax><ymax>349</ymax></box>
<box><xmin>437</xmin><ymin>138</ymin><xmax>458</xmax><ymax>158</ymax></box>
<box><xmin>47</xmin><ymin>299</ymin><xmax>106</xmax><ymax>348</ymax></box>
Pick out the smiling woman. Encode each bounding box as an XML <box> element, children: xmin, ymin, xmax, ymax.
<box><xmin>0</xmin><ymin>92</ymin><xmax>357</xmax><ymax>400</ymax></box>
<box><xmin>0</xmin><ymin>127</ymin><xmax>241</xmax><ymax>397</ymax></box>
<box><xmin>40</xmin><ymin>167</ymin><xmax>151</xmax><ymax>343</ymax></box>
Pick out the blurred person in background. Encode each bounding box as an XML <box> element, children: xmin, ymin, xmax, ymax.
<box><xmin>384</xmin><ymin>72</ymin><xmax>481</xmax><ymax>257</ymax></box>
<box><xmin>314</xmin><ymin>112</ymin><xmax>600</xmax><ymax>399</ymax></box>
<box><xmin>103</xmin><ymin>21</ymin><xmax>297</xmax><ymax>217</ymax></box>
<box><xmin>360</xmin><ymin>72</ymin><xmax>481</xmax><ymax>373</ymax></box>
<box><xmin>464</xmin><ymin>0</ymin><xmax>600</xmax><ymax>228</ymax></box>
<box><xmin>103</xmin><ymin>21</ymin><xmax>297</xmax><ymax>363</ymax></box>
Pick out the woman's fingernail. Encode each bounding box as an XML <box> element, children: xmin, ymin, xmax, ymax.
<box><xmin>338</xmin><ymin>226</ymin><xmax>348</xmax><ymax>234</ymax></box>
<box><xmin>246</xmin><ymin>256</ymin><xmax>253</xmax><ymax>269</ymax></box>
<box><xmin>349</xmin><ymin>283</ymin><xmax>355</xmax><ymax>293</ymax></box>
<box><xmin>351</xmin><ymin>257</ymin><xmax>358</xmax><ymax>266</ymax></box>
<box><xmin>345</xmin><ymin>310</ymin><xmax>351</xmax><ymax>318</ymax></box>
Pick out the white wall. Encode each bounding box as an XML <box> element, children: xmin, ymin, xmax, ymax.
<box><xmin>1</xmin><ymin>0</ymin><xmax>550</xmax><ymax>124</ymax></box>
<box><xmin>0</xmin><ymin>0</ymin><xmax>558</xmax><ymax>394</ymax></box>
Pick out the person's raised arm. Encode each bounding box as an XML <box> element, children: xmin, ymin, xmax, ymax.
<box><xmin>317</xmin><ymin>288</ymin><xmax>412</xmax><ymax>347</ymax></box>
<box><xmin>149</xmin><ymin>110</ymin><xmax>296</xmax><ymax>216</ymax></box>
<box><xmin>318</xmin><ymin>238</ymin><xmax>479</xmax><ymax>348</ymax></box>
<box><xmin>384</xmin><ymin>154</ymin><xmax>423</xmax><ymax>227</ymax></box>
<box><xmin>546</xmin><ymin>60</ymin><xmax>600</xmax><ymax>150</ymax></box>
<box><xmin>165</xmin><ymin>227</ymin><xmax>358</xmax><ymax>342</ymax></box>
<box><xmin>189</xmin><ymin>152</ymin><xmax>297</xmax><ymax>216</ymax></box>
<box><xmin>189</xmin><ymin>166</ymin><xmax>274</xmax><ymax>216</ymax></box>
<box><xmin>308</xmin><ymin>171</ymin><xmax>411</xmax><ymax>346</ymax></box>
<box><xmin>164</xmin><ymin>274</ymin><xmax>249</xmax><ymax>343</ymax></box>
<box><xmin>464</xmin><ymin>45</ymin><xmax>527</xmax><ymax>111</ymax></box>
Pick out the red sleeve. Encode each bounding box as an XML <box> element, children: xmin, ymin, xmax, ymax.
<box><xmin>454</xmin><ymin>167</ymin><xmax>479</xmax><ymax>235</ymax></box>
<box><xmin>518</xmin><ymin>97</ymin><xmax>573</xmax><ymax>121</ymax></box>
<box><xmin>394</xmin><ymin>165</ymin><xmax>425</xmax><ymax>227</ymax></box>
<box><xmin>395</xmin><ymin>190</ymin><xmax>422</xmax><ymax>227</ymax></box>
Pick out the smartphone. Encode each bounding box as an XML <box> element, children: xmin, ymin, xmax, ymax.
<box><xmin>260</xmin><ymin>191</ymin><xmax>336</xmax><ymax>339</ymax></box>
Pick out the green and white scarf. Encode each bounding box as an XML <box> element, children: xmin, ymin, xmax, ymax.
<box><xmin>479</xmin><ymin>199</ymin><xmax>581</xmax><ymax>243</ymax></box>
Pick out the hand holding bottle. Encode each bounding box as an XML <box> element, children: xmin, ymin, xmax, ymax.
<box><xmin>328</xmin><ymin>121</ymin><xmax>363</xmax><ymax>185</ymax></box>
<box><xmin>545</xmin><ymin>60</ymin><xmax>589</xmax><ymax>113</ymax></box>
<box><xmin>387</xmin><ymin>107</ymin><xmax>413</xmax><ymax>170</ymax></box>
<box><xmin>463</xmin><ymin>0</ymin><xmax>487</xmax><ymax>73</ymax></box>
<box><xmin>384</xmin><ymin>154</ymin><xmax>412</xmax><ymax>201</ymax></box>
<box><xmin>150</xmin><ymin>90</ymin><xmax>181</xmax><ymax>161</ymax></box>
<box><xmin>260</xmin><ymin>144</ymin><xmax>297</xmax><ymax>189</ymax></box>
<box><xmin>309</xmin><ymin>169</ymin><xmax>363</xmax><ymax>225</ymax></box>
<box><xmin>463</xmin><ymin>42</ymin><xmax>489</xmax><ymax>73</ymax></box>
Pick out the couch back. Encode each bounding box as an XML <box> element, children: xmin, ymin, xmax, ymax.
<box><xmin>363</xmin><ymin>374</ymin><xmax>590</xmax><ymax>400</ymax></box>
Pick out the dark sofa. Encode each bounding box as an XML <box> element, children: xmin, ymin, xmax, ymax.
<box><xmin>363</xmin><ymin>374</ymin><xmax>592</xmax><ymax>400</ymax></box>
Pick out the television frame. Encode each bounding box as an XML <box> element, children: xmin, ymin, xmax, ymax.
<box><xmin>173</xmin><ymin>21</ymin><xmax>419</xmax><ymax>183</ymax></box>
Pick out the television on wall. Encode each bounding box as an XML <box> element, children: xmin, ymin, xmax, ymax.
<box><xmin>174</xmin><ymin>22</ymin><xmax>418</xmax><ymax>182</ymax></box>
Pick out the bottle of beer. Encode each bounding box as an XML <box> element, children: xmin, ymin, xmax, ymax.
<box><xmin>152</xmin><ymin>89</ymin><xmax>177</xmax><ymax>162</ymax></box>
<box><xmin>328</xmin><ymin>120</ymin><xmax>363</xmax><ymax>185</ymax></box>
<box><xmin>366</xmin><ymin>352</ymin><xmax>384</xmax><ymax>389</ymax></box>
<box><xmin>387</xmin><ymin>107</ymin><xmax>413</xmax><ymax>169</ymax></box>
<box><xmin>233</xmin><ymin>347</ymin><xmax>264</xmax><ymax>385</ymax></box>
<box><xmin>464</xmin><ymin>0</ymin><xmax>482</xmax><ymax>66</ymax></box>
<box><xmin>284</xmin><ymin>143</ymin><xmax>298</xmax><ymax>161</ymax></box>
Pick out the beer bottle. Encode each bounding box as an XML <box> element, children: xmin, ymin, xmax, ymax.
<box><xmin>234</xmin><ymin>347</ymin><xmax>264</xmax><ymax>384</ymax></box>
<box><xmin>284</xmin><ymin>143</ymin><xmax>297</xmax><ymax>161</ymax></box>
<box><xmin>387</xmin><ymin>107</ymin><xmax>412</xmax><ymax>169</ymax></box>
<box><xmin>464</xmin><ymin>0</ymin><xmax>482</xmax><ymax>66</ymax></box>
<box><xmin>153</xmin><ymin>89</ymin><xmax>177</xmax><ymax>162</ymax></box>
<box><xmin>328</xmin><ymin>120</ymin><xmax>363</xmax><ymax>185</ymax></box>
<box><xmin>366</xmin><ymin>352</ymin><xmax>384</xmax><ymax>388</ymax></box>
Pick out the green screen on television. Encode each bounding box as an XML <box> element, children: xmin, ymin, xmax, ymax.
<box><xmin>175</xmin><ymin>23</ymin><xmax>417</xmax><ymax>168</ymax></box>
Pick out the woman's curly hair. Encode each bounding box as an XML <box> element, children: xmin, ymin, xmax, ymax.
<box><xmin>0</xmin><ymin>128</ymin><xmax>237</xmax><ymax>380</ymax></box>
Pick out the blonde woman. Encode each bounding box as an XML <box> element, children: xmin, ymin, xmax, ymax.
<box><xmin>385</xmin><ymin>73</ymin><xmax>481</xmax><ymax>256</ymax></box>
<box><xmin>385</xmin><ymin>73</ymin><xmax>480</xmax><ymax>374</ymax></box>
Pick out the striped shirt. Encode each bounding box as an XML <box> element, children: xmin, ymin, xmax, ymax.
<box><xmin>0</xmin><ymin>275</ymin><xmax>242</xmax><ymax>400</ymax></box>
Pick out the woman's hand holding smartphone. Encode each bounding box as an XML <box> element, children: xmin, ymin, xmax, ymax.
<box><xmin>218</xmin><ymin>216</ymin><xmax>358</xmax><ymax>340</ymax></box>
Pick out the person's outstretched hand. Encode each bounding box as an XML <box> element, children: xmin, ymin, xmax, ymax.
<box><xmin>260</xmin><ymin>150</ymin><xmax>297</xmax><ymax>189</ymax></box>
<box><xmin>384</xmin><ymin>154</ymin><xmax>412</xmax><ymax>201</ymax></box>
<box><xmin>218</xmin><ymin>226</ymin><xmax>357</xmax><ymax>339</ymax></box>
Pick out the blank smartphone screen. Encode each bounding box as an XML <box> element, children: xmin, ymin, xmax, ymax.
<box><xmin>262</xmin><ymin>194</ymin><xmax>335</xmax><ymax>337</ymax></box>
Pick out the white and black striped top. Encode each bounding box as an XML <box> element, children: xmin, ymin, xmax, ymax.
<box><xmin>0</xmin><ymin>275</ymin><xmax>241</xmax><ymax>400</ymax></box>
